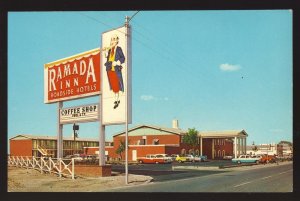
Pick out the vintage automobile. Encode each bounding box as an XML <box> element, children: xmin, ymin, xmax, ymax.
<box><xmin>175</xmin><ymin>155</ymin><xmax>187</xmax><ymax>163</ymax></box>
<box><xmin>231</xmin><ymin>154</ymin><xmax>260</xmax><ymax>164</ymax></box>
<box><xmin>197</xmin><ymin>155</ymin><xmax>208</xmax><ymax>162</ymax></box>
<box><xmin>223</xmin><ymin>155</ymin><xmax>233</xmax><ymax>160</ymax></box>
<box><xmin>170</xmin><ymin>154</ymin><xmax>178</xmax><ymax>161</ymax></box>
<box><xmin>137</xmin><ymin>154</ymin><xmax>172</xmax><ymax>164</ymax></box>
<box><xmin>185</xmin><ymin>154</ymin><xmax>207</xmax><ymax>162</ymax></box>
<box><xmin>157</xmin><ymin>154</ymin><xmax>173</xmax><ymax>162</ymax></box>
<box><xmin>259</xmin><ymin>155</ymin><xmax>277</xmax><ymax>164</ymax></box>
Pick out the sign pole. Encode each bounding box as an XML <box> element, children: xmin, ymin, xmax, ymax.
<box><xmin>57</xmin><ymin>101</ymin><xmax>63</xmax><ymax>158</ymax></box>
<box><xmin>125</xmin><ymin>16</ymin><xmax>130</xmax><ymax>185</ymax></box>
<box><xmin>99</xmin><ymin>49</ymin><xmax>105</xmax><ymax>167</ymax></box>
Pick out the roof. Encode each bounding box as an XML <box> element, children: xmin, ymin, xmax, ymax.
<box><xmin>199</xmin><ymin>130</ymin><xmax>248</xmax><ymax>138</ymax></box>
<box><xmin>9</xmin><ymin>134</ymin><xmax>109</xmax><ymax>142</ymax></box>
<box><xmin>113</xmin><ymin>125</ymin><xmax>248</xmax><ymax>138</ymax></box>
<box><xmin>113</xmin><ymin>124</ymin><xmax>187</xmax><ymax>137</ymax></box>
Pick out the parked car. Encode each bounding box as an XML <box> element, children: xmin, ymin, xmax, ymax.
<box><xmin>137</xmin><ymin>154</ymin><xmax>172</xmax><ymax>164</ymax></box>
<box><xmin>154</xmin><ymin>154</ymin><xmax>172</xmax><ymax>163</ymax></box>
<box><xmin>223</xmin><ymin>155</ymin><xmax>233</xmax><ymax>160</ymax></box>
<box><xmin>232</xmin><ymin>154</ymin><xmax>260</xmax><ymax>164</ymax></box>
<box><xmin>197</xmin><ymin>155</ymin><xmax>208</xmax><ymax>162</ymax></box>
<box><xmin>175</xmin><ymin>155</ymin><xmax>187</xmax><ymax>163</ymax></box>
<box><xmin>170</xmin><ymin>154</ymin><xmax>178</xmax><ymax>161</ymax></box>
<box><xmin>259</xmin><ymin>155</ymin><xmax>276</xmax><ymax>164</ymax></box>
<box><xmin>185</xmin><ymin>154</ymin><xmax>207</xmax><ymax>162</ymax></box>
<box><xmin>155</xmin><ymin>154</ymin><xmax>173</xmax><ymax>163</ymax></box>
<box><xmin>185</xmin><ymin>154</ymin><xmax>195</xmax><ymax>162</ymax></box>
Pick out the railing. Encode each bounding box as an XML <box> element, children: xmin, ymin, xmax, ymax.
<box><xmin>8</xmin><ymin>156</ymin><xmax>75</xmax><ymax>179</ymax></box>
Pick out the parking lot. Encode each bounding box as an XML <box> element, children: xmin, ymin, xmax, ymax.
<box><xmin>111</xmin><ymin>160</ymin><xmax>234</xmax><ymax>182</ymax></box>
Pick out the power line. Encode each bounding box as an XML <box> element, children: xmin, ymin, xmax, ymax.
<box><xmin>78</xmin><ymin>12</ymin><xmax>127</xmax><ymax>36</ymax></box>
<box><xmin>78</xmin><ymin>12</ymin><xmax>210</xmax><ymax>83</ymax></box>
<box><xmin>128</xmin><ymin>11</ymin><xmax>140</xmax><ymax>22</ymax></box>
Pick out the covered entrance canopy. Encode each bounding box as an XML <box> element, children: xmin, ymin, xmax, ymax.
<box><xmin>198</xmin><ymin>130</ymin><xmax>248</xmax><ymax>158</ymax></box>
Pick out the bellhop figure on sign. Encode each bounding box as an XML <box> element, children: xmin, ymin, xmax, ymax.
<box><xmin>101</xmin><ymin>25</ymin><xmax>131</xmax><ymax>126</ymax></box>
<box><xmin>104</xmin><ymin>34</ymin><xmax>126</xmax><ymax>109</ymax></box>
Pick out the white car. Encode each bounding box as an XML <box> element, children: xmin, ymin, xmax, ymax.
<box><xmin>223</xmin><ymin>155</ymin><xmax>233</xmax><ymax>160</ymax></box>
<box><xmin>185</xmin><ymin>154</ymin><xmax>199</xmax><ymax>162</ymax></box>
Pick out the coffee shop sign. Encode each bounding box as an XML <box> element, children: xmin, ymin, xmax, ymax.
<box><xmin>60</xmin><ymin>104</ymin><xmax>99</xmax><ymax>124</ymax></box>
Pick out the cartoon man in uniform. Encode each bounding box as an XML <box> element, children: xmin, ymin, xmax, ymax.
<box><xmin>104</xmin><ymin>34</ymin><xmax>126</xmax><ymax>109</ymax></box>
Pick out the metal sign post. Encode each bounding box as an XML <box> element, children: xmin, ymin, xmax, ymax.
<box><xmin>125</xmin><ymin>16</ymin><xmax>131</xmax><ymax>185</ymax></box>
<box><xmin>57</xmin><ymin>102</ymin><xmax>63</xmax><ymax>158</ymax></box>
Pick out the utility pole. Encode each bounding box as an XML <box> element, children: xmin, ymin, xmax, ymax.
<box><xmin>125</xmin><ymin>15</ymin><xmax>130</xmax><ymax>185</ymax></box>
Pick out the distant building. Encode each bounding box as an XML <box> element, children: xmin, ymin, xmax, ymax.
<box><xmin>9</xmin><ymin>134</ymin><xmax>112</xmax><ymax>157</ymax></box>
<box><xmin>278</xmin><ymin>141</ymin><xmax>293</xmax><ymax>157</ymax></box>
<box><xmin>246</xmin><ymin>141</ymin><xmax>293</xmax><ymax>156</ymax></box>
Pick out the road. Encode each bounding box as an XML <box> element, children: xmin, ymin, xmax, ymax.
<box><xmin>106</xmin><ymin>162</ymin><xmax>293</xmax><ymax>192</ymax></box>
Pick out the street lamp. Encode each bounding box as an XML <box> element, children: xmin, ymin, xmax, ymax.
<box><xmin>73</xmin><ymin>123</ymin><xmax>79</xmax><ymax>154</ymax></box>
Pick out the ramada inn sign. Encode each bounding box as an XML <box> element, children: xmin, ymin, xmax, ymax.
<box><xmin>44</xmin><ymin>48</ymin><xmax>101</xmax><ymax>103</ymax></box>
<box><xmin>43</xmin><ymin>21</ymin><xmax>132</xmax><ymax>180</ymax></box>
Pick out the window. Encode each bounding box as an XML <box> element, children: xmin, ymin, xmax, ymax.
<box><xmin>153</xmin><ymin>139</ymin><xmax>159</xmax><ymax>145</ymax></box>
<box><xmin>181</xmin><ymin>149</ymin><xmax>186</xmax><ymax>155</ymax></box>
<box><xmin>139</xmin><ymin>139</ymin><xmax>146</xmax><ymax>145</ymax></box>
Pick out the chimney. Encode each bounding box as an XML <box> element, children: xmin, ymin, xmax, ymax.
<box><xmin>172</xmin><ymin>119</ymin><xmax>179</xmax><ymax>129</ymax></box>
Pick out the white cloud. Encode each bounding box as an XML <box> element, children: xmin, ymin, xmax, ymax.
<box><xmin>219</xmin><ymin>63</ymin><xmax>241</xmax><ymax>71</ymax></box>
<box><xmin>140</xmin><ymin>95</ymin><xmax>155</xmax><ymax>101</ymax></box>
<box><xmin>140</xmin><ymin>95</ymin><xmax>169</xmax><ymax>101</ymax></box>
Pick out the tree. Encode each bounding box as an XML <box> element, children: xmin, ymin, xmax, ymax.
<box><xmin>115</xmin><ymin>140</ymin><xmax>125</xmax><ymax>160</ymax></box>
<box><xmin>183</xmin><ymin>128</ymin><xmax>199</xmax><ymax>153</ymax></box>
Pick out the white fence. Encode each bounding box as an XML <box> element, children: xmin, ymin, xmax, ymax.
<box><xmin>8</xmin><ymin>156</ymin><xmax>75</xmax><ymax>179</ymax></box>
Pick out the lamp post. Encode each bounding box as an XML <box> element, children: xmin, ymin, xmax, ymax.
<box><xmin>73</xmin><ymin>123</ymin><xmax>79</xmax><ymax>154</ymax></box>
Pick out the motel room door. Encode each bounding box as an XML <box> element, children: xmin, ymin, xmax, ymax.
<box><xmin>132</xmin><ymin>150</ymin><xmax>137</xmax><ymax>161</ymax></box>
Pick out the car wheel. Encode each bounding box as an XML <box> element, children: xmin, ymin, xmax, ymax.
<box><xmin>155</xmin><ymin>161</ymin><xmax>159</xmax><ymax>164</ymax></box>
<box><xmin>178</xmin><ymin>160</ymin><xmax>182</xmax><ymax>163</ymax></box>
<box><xmin>139</xmin><ymin>160</ymin><xmax>143</xmax><ymax>164</ymax></box>
<box><xmin>256</xmin><ymin>160</ymin><xmax>259</xmax><ymax>164</ymax></box>
<box><xmin>237</xmin><ymin>161</ymin><xmax>241</xmax><ymax>164</ymax></box>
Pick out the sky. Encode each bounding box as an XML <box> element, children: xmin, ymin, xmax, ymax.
<box><xmin>8</xmin><ymin>10</ymin><xmax>292</xmax><ymax>149</ymax></box>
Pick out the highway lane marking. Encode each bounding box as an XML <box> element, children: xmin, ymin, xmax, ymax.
<box><xmin>262</xmin><ymin>176</ymin><xmax>272</xmax><ymax>180</ymax></box>
<box><xmin>234</xmin><ymin>169</ymin><xmax>292</xmax><ymax>188</ymax></box>
<box><xmin>278</xmin><ymin>170</ymin><xmax>292</xmax><ymax>175</ymax></box>
<box><xmin>234</xmin><ymin>181</ymin><xmax>252</xmax><ymax>187</ymax></box>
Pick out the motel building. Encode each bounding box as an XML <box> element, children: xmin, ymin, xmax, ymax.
<box><xmin>9</xmin><ymin>134</ymin><xmax>111</xmax><ymax>158</ymax></box>
<box><xmin>9</xmin><ymin>120</ymin><xmax>248</xmax><ymax>161</ymax></box>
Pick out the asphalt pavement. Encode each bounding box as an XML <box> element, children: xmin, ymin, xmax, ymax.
<box><xmin>107</xmin><ymin>161</ymin><xmax>293</xmax><ymax>192</ymax></box>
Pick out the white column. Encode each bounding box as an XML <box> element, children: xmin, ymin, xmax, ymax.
<box><xmin>200</xmin><ymin>137</ymin><xmax>203</xmax><ymax>156</ymax></box>
<box><xmin>244</xmin><ymin>138</ymin><xmax>247</xmax><ymax>154</ymax></box>
<box><xmin>241</xmin><ymin>138</ymin><xmax>244</xmax><ymax>154</ymax></box>
<box><xmin>99</xmin><ymin>125</ymin><xmax>105</xmax><ymax>166</ymax></box>
<box><xmin>234</xmin><ymin>137</ymin><xmax>237</xmax><ymax>158</ymax></box>
<box><xmin>212</xmin><ymin>139</ymin><xmax>214</xmax><ymax>159</ymax></box>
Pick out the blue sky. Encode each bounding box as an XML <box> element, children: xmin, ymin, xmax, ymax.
<box><xmin>8</xmin><ymin>10</ymin><xmax>292</xmax><ymax>148</ymax></box>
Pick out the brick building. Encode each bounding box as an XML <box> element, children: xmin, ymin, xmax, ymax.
<box><xmin>9</xmin><ymin>121</ymin><xmax>248</xmax><ymax>161</ymax></box>
<box><xmin>85</xmin><ymin>123</ymin><xmax>248</xmax><ymax>160</ymax></box>
<box><xmin>9</xmin><ymin>134</ymin><xmax>111</xmax><ymax>157</ymax></box>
